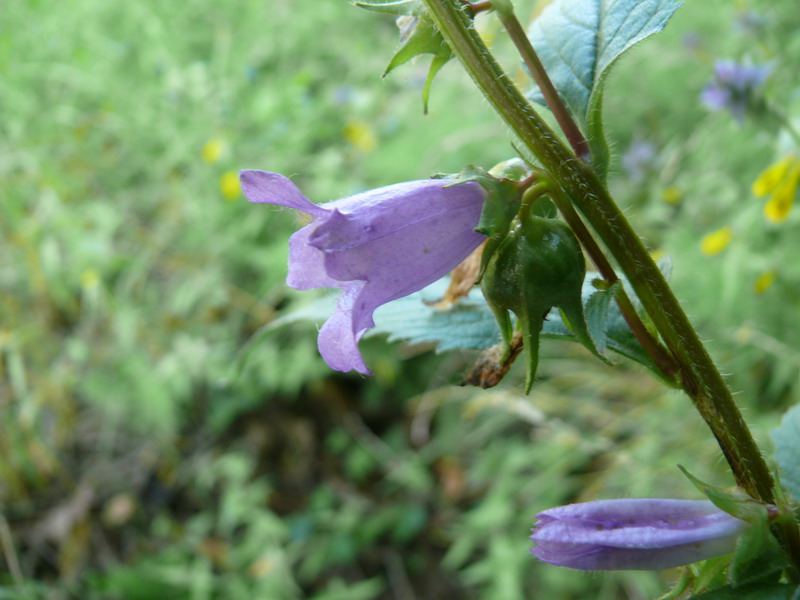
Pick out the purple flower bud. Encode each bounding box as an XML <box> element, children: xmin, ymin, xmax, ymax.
<box><xmin>700</xmin><ymin>60</ymin><xmax>771</xmax><ymax>122</ymax></box>
<box><xmin>530</xmin><ymin>499</ymin><xmax>746</xmax><ymax>571</ymax></box>
<box><xmin>240</xmin><ymin>170</ymin><xmax>486</xmax><ymax>375</ymax></box>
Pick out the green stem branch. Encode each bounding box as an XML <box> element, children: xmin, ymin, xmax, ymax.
<box><xmin>494</xmin><ymin>3</ymin><xmax>590</xmax><ymax>159</ymax></box>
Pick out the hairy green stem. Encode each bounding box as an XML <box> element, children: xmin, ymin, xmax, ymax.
<box><xmin>543</xmin><ymin>181</ymin><xmax>678</xmax><ymax>380</ymax></box>
<box><xmin>421</xmin><ymin>0</ymin><xmax>776</xmax><ymax>503</ymax></box>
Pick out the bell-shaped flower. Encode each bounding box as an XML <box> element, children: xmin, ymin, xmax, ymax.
<box><xmin>240</xmin><ymin>170</ymin><xmax>486</xmax><ymax>374</ymax></box>
<box><xmin>530</xmin><ymin>498</ymin><xmax>746</xmax><ymax>571</ymax></box>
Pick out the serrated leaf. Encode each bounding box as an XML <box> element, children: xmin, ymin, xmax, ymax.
<box><xmin>264</xmin><ymin>273</ymin><xmax>661</xmax><ymax>375</ymax></box>
<box><xmin>353</xmin><ymin>0</ymin><xmax>421</xmax><ymax>16</ymax></box>
<box><xmin>383</xmin><ymin>15</ymin><xmax>452</xmax><ymax>113</ymax></box>
<box><xmin>584</xmin><ymin>280</ymin><xmax>619</xmax><ymax>353</ymax></box>
<box><xmin>689</xmin><ymin>582</ymin><xmax>800</xmax><ymax>600</ymax></box>
<box><xmin>376</xmin><ymin>275</ymin><xmax>657</xmax><ymax>372</ymax></box>
<box><xmin>374</xmin><ymin>280</ymin><xmax>499</xmax><ymax>351</ymax></box>
<box><xmin>771</xmin><ymin>404</ymin><xmax>800</xmax><ymax>501</ymax></box>
<box><xmin>526</xmin><ymin>0</ymin><xmax>682</xmax><ymax>179</ymax></box>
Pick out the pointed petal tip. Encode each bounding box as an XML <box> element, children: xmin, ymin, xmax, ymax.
<box><xmin>239</xmin><ymin>170</ymin><xmax>326</xmax><ymax>215</ymax></box>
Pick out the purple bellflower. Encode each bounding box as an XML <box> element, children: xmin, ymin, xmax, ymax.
<box><xmin>700</xmin><ymin>60</ymin><xmax>771</xmax><ymax>122</ymax></box>
<box><xmin>240</xmin><ymin>170</ymin><xmax>486</xmax><ymax>375</ymax></box>
<box><xmin>530</xmin><ymin>498</ymin><xmax>746</xmax><ymax>571</ymax></box>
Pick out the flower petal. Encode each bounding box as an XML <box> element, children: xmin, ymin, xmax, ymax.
<box><xmin>286</xmin><ymin>224</ymin><xmax>341</xmax><ymax>291</ymax></box>
<box><xmin>531</xmin><ymin>536</ymin><xmax>741</xmax><ymax>571</ymax></box>
<box><xmin>530</xmin><ymin>499</ymin><xmax>745</xmax><ymax>571</ymax></box>
<box><xmin>752</xmin><ymin>156</ymin><xmax>793</xmax><ymax>198</ymax></box>
<box><xmin>318</xmin><ymin>192</ymin><xmax>485</xmax><ymax>334</ymax></box>
<box><xmin>764</xmin><ymin>163</ymin><xmax>800</xmax><ymax>223</ymax></box>
<box><xmin>700</xmin><ymin>226</ymin><xmax>732</xmax><ymax>256</ymax></box>
<box><xmin>239</xmin><ymin>170</ymin><xmax>327</xmax><ymax>217</ymax></box>
<box><xmin>313</xmin><ymin>180</ymin><xmax>486</xmax><ymax>250</ymax></box>
<box><xmin>317</xmin><ymin>282</ymin><xmax>372</xmax><ymax>375</ymax></box>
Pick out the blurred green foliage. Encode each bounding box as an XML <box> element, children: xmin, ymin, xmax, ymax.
<box><xmin>1</xmin><ymin>0</ymin><xmax>799</xmax><ymax>598</ymax></box>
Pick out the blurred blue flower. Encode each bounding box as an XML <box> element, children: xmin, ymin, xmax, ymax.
<box><xmin>700</xmin><ymin>60</ymin><xmax>771</xmax><ymax>122</ymax></box>
<box><xmin>531</xmin><ymin>498</ymin><xmax>745</xmax><ymax>571</ymax></box>
<box><xmin>621</xmin><ymin>140</ymin><xmax>657</xmax><ymax>183</ymax></box>
<box><xmin>734</xmin><ymin>11</ymin><xmax>768</xmax><ymax>35</ymax></box>
<box><xmin>240</xmin><ymin>171</ymin><xmax>486</xmax><ymax>374</ymax></box>
<box><xmin>682</xmin><ymin>32</ymin><xmax>702</xmax><ymax>53</ymax></box>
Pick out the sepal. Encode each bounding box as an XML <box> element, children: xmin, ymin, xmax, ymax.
<box><xmin>382</xmin><ymin>14</ymin><xmax>452</xmax><ymax>113</ymax></box>
<box><xmin>353</xmin><ymin>0</ymin><xmax>422</xmax><ymax>15</ymax></box>
<box><xmin>480</xmin><ymin>212</ymin><xmax>595</xmax><ymax>392</ymax></box>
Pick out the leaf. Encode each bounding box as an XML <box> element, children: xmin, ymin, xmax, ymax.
<box><xmin>526</xmin><ymin>0</ymin><xmax>682</xmax><ymax>179</ymax></box>
<box><xmin>689</xmin><ymin>583</ymin><xmax>800</xmax><ymax>600</ymax></box>
<box><xmin>728</xmin><ymin>525</ymin><xmax>784</xmax><ymax>588</ymax></box>
<box><xmin>725</xmin><ymin>499</ymin><xmax>785</xmax><ymax>588</ymax></box>
<box><xmin>382</xmin><ymin>15</ymin><xmax>452</xmax><ymax>113</ymax></box>
<box><xmin>584</xmin><ymin>280</ymin><xmax>619</xmax><ymax>353</ymax></box>
<box><xmin>266</xmin><ymin>274</ymin><xmax>661</xmax><ymax>375</ymax></box>
<box><xmin>770</xmin><ymin>404</ymin><xmax>800</xmax><ymax>501</ymax></box>
<box><xmin>374</xmin><ymin>279</ymin><xmax>500</xmax><ymax>351</ymax></box>
<box><xmin>353</xmin><ymin>0</ymin><xmax>421</xmax><ymax>15</ymax></box>
<box><xmin>377</xmin><ymin>275</ymin><xmax>658</xmax><ymax>373</ymax></box>
<box><xmin>677</xmin><ymin>466</ymin><xmax>759</xmax><ymax>521</ymax></box>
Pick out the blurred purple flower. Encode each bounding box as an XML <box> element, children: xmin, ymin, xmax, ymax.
<box><xmin>621</xmin><ymin>140</ymin><xmax>657</xmax><ymax>183</ymax></box>
<box><xmin>530</xmin><ymin>498</ymin><xmax>746</xmax><ymax>571</ymax></box>
<box><xmin>700</xmin><ymin>60</ymin><xmax>771</xmax><ymax>122</ymax></box>
<box><xmin>681</xmin><ymin>32</ymin><xmax>702</xmax><ymax>53</ymax></box>
<box><xmin>240</xmin><ymin>170</ymin><xmax>486</xmax><ymax>374</ymax></box>
<box><xmin>734</xmin><ymin>11</ymin><xmax>767</xmax><ymax>35</ymax></box>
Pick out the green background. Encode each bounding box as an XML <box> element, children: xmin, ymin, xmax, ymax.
<box><xmin>1</xmin><ymin>0</ymin><xmax>799</xmax><ymax>598</ymax></box>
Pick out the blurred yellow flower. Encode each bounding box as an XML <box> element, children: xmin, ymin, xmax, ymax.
<box><xmin>650</xmin><ymin>248</ymin><xmax>666</xmax><ymax>263</ymax></box>
<box><xmin>80</xmin><ymin>268</ymin><xmax>100</xmax><ymax>290</ymax></box>
<box><xmin>248</xmin><ymin>556</ymin><xmax>274</xmax><ymax>579</ymax></box>
<box><xmin>343</xmin><ymin>120</ymin><xmax>377</xmax><ymax>153</ymax></box>
<box><xmin>662</xmin><ymin>186</ymin><xmax>683</xmax><ymax>205</ymax></box>
<box><xmin>220</xmin><ymin>170</ymin><xmax>240</xmax><ymax>200</ymax></box>
<box><xmin>700</xmin><ymin>226</ymin><xmax>732</xmax><ymax>256</ymax></box>
<box><xmin>754</xmin><ymin>270</ymin><xmax>776</xmax><ymax>294</ymax></box>
<box><xmin>752</xmin><ymin>154</ymin><xmax>800</xmax><ymax>223</ymax></box>
<box><xmin>202</xmin><ymin>138</ymin><xmax>225</xmax><ymax>164</ymax></box>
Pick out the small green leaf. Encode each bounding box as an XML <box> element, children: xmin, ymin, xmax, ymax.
<box><xmin>771</xmin><ymin>404</ymin><xmax>800</xmax><ymax>501</ymax></box>
<box><xmin>677</xmin><ymin>466</ymin><xmax>762</xmax><ymax>521</ymax></box>
<box><xmin>526</xmin><ymin>0</ymin><xmax>682</xmax><ymax>179</ymax></box>
<box><xmin>584</xmin><ymin>280</ymin><xmax>619</xmax><ymax>353</ymax></box>
<box><xmin>383</xmin><ymin>15</ymin><xmax>452</xmax><ymax>113</ymax></box>
<box><xmin>689</xmin><ymin>583</ymin><xmax>800</xmax><ymax>600</ymax></box>
<box><xmin>353</xmin><ymin>0</ymin><xmax>421</xmax><ymax>15</ymax></box>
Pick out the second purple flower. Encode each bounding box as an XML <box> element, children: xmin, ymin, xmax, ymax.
<box><xmin>531</xmin><ymin>498</ymin><xmax>746</xmax><ymax>571</ymax></box>
<box><xmin>240</xmin><ymin>170</ymin><xmax>487</xmax><ymax>375</ymax></box>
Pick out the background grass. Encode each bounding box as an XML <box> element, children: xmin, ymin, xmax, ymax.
<box><xmin>1</xmin><ymin>0</ymin><xmax>799</xmax><ymax>598</ymax></box>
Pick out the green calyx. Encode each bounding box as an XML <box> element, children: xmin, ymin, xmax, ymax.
<box><xmin>480</xmin><ymin>207</ymin><xmax>595</xmax><ymax>393</ymax></box>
